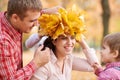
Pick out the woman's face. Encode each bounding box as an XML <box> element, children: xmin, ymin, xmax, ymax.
<box><xmin>53</xmin><ymin>35</ymin><xmax>76</xmax><ymax>56</ymax></box>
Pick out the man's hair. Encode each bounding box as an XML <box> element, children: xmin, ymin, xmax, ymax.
<box><xmin>103</xmin><ymin>32</ymin><xmax>120</xmax><ymax>60</ymax></box>
<box><xmin>7</xmin><ymin>0</ymin><xmax>42</xmax><ymax>20</ymax></box>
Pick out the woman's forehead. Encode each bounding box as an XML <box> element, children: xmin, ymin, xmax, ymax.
<box><xmin>58</xmin><ymin>34</ymin><xmax>75</xmax><ymax>37</ymax></box>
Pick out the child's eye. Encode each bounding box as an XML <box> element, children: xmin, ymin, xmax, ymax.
<box><xmin>101</xmin><ymin>46</ymin><xmax>105</xmax><ymax>49</ymax></box>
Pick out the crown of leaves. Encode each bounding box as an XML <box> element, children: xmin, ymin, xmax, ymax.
<box><xmin>38</xmin><ymin>8</ymin><xmax>86</xmax><ymax>41</ymax></box>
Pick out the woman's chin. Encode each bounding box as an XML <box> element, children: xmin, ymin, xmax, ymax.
<box><xmin>65</xmin><ymin>52</ymin><xmax>72</xmax><ymax>55</ymax></box>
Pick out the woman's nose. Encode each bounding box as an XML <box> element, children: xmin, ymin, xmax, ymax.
<box><xmin>67</xmin><ymin>38</ymin><xmax>72</xmax><ymax>44</ymax></box>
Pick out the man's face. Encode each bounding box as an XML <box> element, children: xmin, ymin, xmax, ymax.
<box><xmin>14</xmin><ymin>10</ymin><xmax>40</xmax><ymax>33</ymax></box>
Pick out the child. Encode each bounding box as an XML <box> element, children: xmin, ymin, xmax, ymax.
<box><xmin>92</xmin><ymin>32</ymin><xmax>120</xmax><ymax>80</ymax></box>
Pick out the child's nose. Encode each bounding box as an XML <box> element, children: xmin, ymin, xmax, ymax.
<box><xmin>100</xmin><ymin>50</ymin><xmax>103</xmax><ymax>54</ymax></box>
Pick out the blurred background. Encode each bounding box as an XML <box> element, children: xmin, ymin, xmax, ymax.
<box><xmin>0</xmin><ymin>0</ymin><xmax>120</xmax><ymax>80</ymax></box>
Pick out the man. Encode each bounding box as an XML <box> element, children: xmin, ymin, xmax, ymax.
<box><xmin>0</xmin><ymin>0</ymin><xmax>50</xmax><ymax>79</ymax></box>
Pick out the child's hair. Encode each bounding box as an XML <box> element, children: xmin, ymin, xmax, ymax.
<box><xmin>7</xmin><ymin>0</ymin><xmax>42</xmax><ymax>20</ymax></box>
<box><xmin>102</xmin><ymin>32</ymin><xmax>120</xmax><ymax>61</ymax></box>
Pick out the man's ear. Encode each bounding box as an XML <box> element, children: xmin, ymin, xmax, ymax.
<box><xmin>112</xmin><ymin>50</ymin><xmax>119</xmax><ymax>58</ymax></box>
<box><xmin>11</xmin><ymin>14</ymin><xmax>19</xmax><ymax>22</ymax></box>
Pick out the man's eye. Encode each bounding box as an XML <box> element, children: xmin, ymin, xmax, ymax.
<box><xmin>29</xmin><ymin>19</ymin><xmax>37</xmax><ymax>22</ymax></box>
<box><xmin>30</xmin><ymin>20</ymin><xmax>35</xmax><ymax>22</ymax></box>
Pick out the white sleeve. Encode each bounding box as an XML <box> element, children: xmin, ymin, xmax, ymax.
<box><xmin>83</xmin><ymin>48</ymin><xmax>99</xmax><ymax>65</ymax></box>
<box><xmin>25</xmin><ymin>33</ymin><xmax>40</xmax><ymax>48</ymax></box>
<box><xmin>72</xmin><ymin>56</ymin><xmax>94</xmax><ymax>72</ymax></box>
<box><xmin>33</xmin><ymin>66</ymin><xmax>49</xmax><ymax>80</ymax></box>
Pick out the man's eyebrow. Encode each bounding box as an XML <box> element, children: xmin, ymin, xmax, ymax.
<box><xmin>29</xmin><ymin>19</ymin><xmax>38</xmax><ymax>22</ymax></box>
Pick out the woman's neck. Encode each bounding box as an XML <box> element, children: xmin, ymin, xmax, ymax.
<box><xmin>55</xmin><ymin>52</ymin><xmax>66</xmax><ymax>61</ymax></box>
<box><xmin>56</xmin><ymin>57</ymin><xmax>65</xmax><ymax>74</ymax></box>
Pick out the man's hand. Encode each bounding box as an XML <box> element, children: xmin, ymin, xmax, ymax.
<box><xmin>41</xmin><ymin>6</ymin><xmax>63</xmax><ymax>14</ymax></box>
<box><xmin>33</xmin><ymin>45</ymin><xmax>50</xmax><ymax>68</ymax></box>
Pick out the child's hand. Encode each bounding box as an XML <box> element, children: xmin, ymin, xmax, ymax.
<box><xmin>92</xmin><ymin>63</ymin><xmax>101</xmax><ymax>71</ymax></box>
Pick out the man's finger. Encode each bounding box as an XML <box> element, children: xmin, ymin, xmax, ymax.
<box><xmin>37</xmin><ymin>45</ymin><xmax>44</xmax><ymax>51</ymax></box>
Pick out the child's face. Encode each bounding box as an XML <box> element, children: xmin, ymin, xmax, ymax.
<box><xmin>100</xmin><ymin>43</ymin><xmax>114</xmax><ymax>63</ymax></box>
<box><xmin>53</xmin><ymin>35</ymin><xmax>76</xmax><ymax>56</ymax></box>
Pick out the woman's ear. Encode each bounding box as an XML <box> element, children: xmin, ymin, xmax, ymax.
<box><xmin>52</xmin><ymin>40</ymin><xmax>56</xmax><ymax>46</ymax></box>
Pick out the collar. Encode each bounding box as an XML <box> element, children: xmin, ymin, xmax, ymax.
<box><xmin>1</xmin><ymin>12</ymin><xmax>22</xmax><ymax>41</ymax></box>
<box><xmin>50</xmin><ymin>50</ymin><xmax>72</xmax><ymax>64</ymax></box>
<box><xmin>106</xmin><ymin>62</ymin><xmax>120</xmax><ymax>68</ymax></box>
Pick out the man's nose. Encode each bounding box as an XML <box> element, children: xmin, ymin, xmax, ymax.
<box><xmin>34</xmin><ymin>20</ymin><xmax>39</xmax><ymax>27</ymax></box>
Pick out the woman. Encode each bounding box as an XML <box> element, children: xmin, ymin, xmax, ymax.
<box><xmin>26</xmin><ymin>8</ymin><xmax>99</xmax><ymax>80</ymax></box>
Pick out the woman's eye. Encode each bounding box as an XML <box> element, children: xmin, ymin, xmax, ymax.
<box><xmin>61</xmin><ymin>37</ymin><xmax>67</xmax><ymax>39</ymax></box>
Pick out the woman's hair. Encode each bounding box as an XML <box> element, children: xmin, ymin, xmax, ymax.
<box><xmin>7</xmin><ymin>0</ymin><xmax>42</xmax><ymax>20</ymax></box>
<box><xmin>102</xmin><ymin>32</ymin><xmax>120</xmax><ymax>60</ymax></box>
<box><xmin>43</xmin><ymin>37</ymin><xmax>55</xmax><ymax>52</ymax></box>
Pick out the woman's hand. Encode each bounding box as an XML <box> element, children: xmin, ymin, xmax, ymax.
<box><xmin>77</xmin><ymin>38</ymin><xmax>90</xmax><ymax>50</ymax></box>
